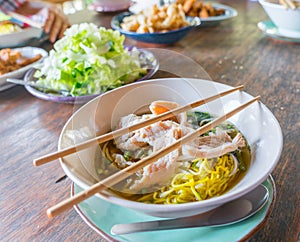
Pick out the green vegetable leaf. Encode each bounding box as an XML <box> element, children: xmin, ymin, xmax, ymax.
<box><xmin>34</xmin><ymin>23</ymin><xmax>147</xmax><ymax>96</ymax></box>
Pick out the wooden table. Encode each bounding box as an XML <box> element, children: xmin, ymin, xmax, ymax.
<box><xmin>1</xmin><ymin>1</ymin><xmax>299</xmax><ymax>241</ymax></box>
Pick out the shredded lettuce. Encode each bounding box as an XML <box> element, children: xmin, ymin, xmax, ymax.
<box><xmin>34</xmin><ymin>23</ymin><xmax>147</xmax><ymax>96</ymax></box>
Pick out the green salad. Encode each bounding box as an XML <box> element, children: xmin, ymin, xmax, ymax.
<box><xmin>34</xmin><ymin>23</ymin><xmax>147</xmax><ymax>96</ymax></box>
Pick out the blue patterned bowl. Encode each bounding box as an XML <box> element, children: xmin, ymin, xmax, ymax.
<box><xmin>111</xmin><ymin>12</ymin><xmax>201</xmax><ymax>45</ymax></box>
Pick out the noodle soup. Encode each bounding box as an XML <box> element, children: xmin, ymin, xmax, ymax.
<box><xmin>95</xmin><ymin>100</ymin><xmax>250</xmax><ymax>204</ymax></box>
<box><xmin>59</xmin><ymin>77</ymin><xmax>282</xmax><ymax>218</ymax></box>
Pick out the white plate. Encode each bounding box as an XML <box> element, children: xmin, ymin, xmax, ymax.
<box><xmin>0</xmin><ymin>27</ymin><xmax>44</xmax><ymax>48</ymax></box>
<box><xmin>258</xmin><ymin>20</ymin><xmax>300</xmax><ymax>43</ymax></box>
<box><xmin>199</xmin><ymin>3</ymin><xmax>238</xmax><ymax>24</ymax></box>
<box><xmin>88</xmin><ymin>0</ymin><xmax>131</xmax><ymax>12</ymax></box>
<box><xmin>72</xmin><ymin>176</ymin><xmax>276</xmax><ymax>242</ymax></box>
<box><xmin>0</xmin><ymin>47</ymin><xmax>48</xmax><ymax>91</ymax></box>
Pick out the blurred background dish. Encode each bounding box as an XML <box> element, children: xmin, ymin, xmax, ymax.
<box><xmin>129</xmin><ymin>1</ymin><xmax>237</xmax><ymax>27</ymax></box>
<box><xmin>0</xmin><ymin>47</ymin><xmax>47</xmax><ymax>91</ymax></box>
<box><xmin>88</xmin><ymin>0</ymin><xmax>131</xmax><ymax>12</ymax></box>
<box><xmin>259</xmin><ymin>0</ymin><xmax>300</xmax><ymax>38</ymax></box>
<box><xmin>193</xmin><ymin>3</ymin><xmax>238</xmax><ymax>26</ymax></box>
<box><xmin>258</xmin><ymin>19</ymin><xmax>300</xmax><ymax>42</ymax></box>
<box><xmin>0</xmin><ymin>20</ymin><xmax>22</xmax><ymax>34</ymax></box>
<box><xmin>129</xmin><ymin>0</ymin><xmax>161</xmax><ymax>13</ymax></box>
<box><xmin>111</xmin><ymin>12</ymin><xmax>201</xmax><ymax>45</ymax></box>
<box><xmin>23</xmin><ymin>48</ymin><xmax>159</xmax><ymax>104</ymax></box>
<box><xmin>0</xmin><ymin>27</ymin><xmax>44</xmax><ymax>48</ymax></box>
<box><xmin>0</xmin><ymin>12</ymin><xmax>45</xmax><ymax>48</ymax></box>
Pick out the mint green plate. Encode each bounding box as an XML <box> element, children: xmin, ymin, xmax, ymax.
<box><xmin>72</xmin><ymin>176</ymin><xmax>276</xmax><ymax>242</ymax></box>
<box><xmin>257</xmin><ymin>20</ymin><xmax>300</xmax><ymax>43</ymax></box>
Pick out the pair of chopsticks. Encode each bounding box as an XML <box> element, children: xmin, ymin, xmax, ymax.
<box><xmin>33</xmin><ymin>85</ymin><xmax>261</xmax><ymax>218</ymax></box>
<box><xmin>279</xmin><ymin>0</ymin><xmax>298</xmax><ymax>9</ymax></box>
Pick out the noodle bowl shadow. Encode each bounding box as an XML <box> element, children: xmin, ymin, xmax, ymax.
<box><xmin>59</xmin><ymin>78</ymin><xmax>282</xmax><ymax>218</ymax></box>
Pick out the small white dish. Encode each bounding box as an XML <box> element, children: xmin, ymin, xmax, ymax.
<box><xmin>0</xmin><ymin>47</ymin><xmax>48</xmax><ymax>91</ymax></box>
<box><xmin>88</xmin><ymin>0</ymin><xmax>131</xmax><ymax>12</ymax></box>
<box><xmin>0</xmin><ymin>27</ymin><xmax>43</xmax><ymax>48</ymax></box>
<box><xmin>259</xmin><ymin>0</ymin><xmax>300</xmax><ymax>38</ymax></box>
<box><xmin>258</xmin><ymin>20</ymin><xmax>300</xmax><ymax>43</ymax></box>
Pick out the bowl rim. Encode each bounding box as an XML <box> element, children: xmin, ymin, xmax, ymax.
<box><xmin>58</xmin><ymin>77</ymin><xmax>283</xmax><ymax>213</ymax></box>
<box><xmin>258</xmin><ymin>0</ymin><xmax>300</xmax><ymax>10</ymax></box>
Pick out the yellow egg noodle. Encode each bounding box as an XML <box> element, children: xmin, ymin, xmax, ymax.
<box><xmin>96</xmin><ymin>109</ymin><xmax>249</xmax><ymax>204</ymax></box>
<box><xmin>136</xmin><ymin>155</ymin><xmax>239</xmax><ymax>204</ymax></box>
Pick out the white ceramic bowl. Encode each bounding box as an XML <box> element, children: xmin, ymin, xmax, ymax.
<box><xmin>0</xmin><ymin>27</ymin><xmax>43</xmax><ymax>48</ymax></box>
<box><xmin>259</xmin><ymin>0</ymin><xmax>300</xmax><ymax>38</ymax></box>
<box><xmin>58</xmin><ymin>78</ymin><xmax>282</xmax><ymax>218</ymax></box>
<box><xmin>90</xmin><ymin>0</ymin><xmax>131</xmax><ymax>12</ymax></box>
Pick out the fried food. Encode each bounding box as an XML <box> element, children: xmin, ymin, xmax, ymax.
<box><xmin>0</xmin><ymin>48</ymin><xmax>42</xmax><ymax>75</ymax></box>
<box><xmin>0</xmin><ymin>21</ymin><xmax>22</xmax><ymax>35</ymax></box>
<box><xmin>176</xmin><ymin>0</ymin><xmax>225</xmax><ymax>18</ymax></box>
<box><xmin>121</xmin><ymin>3</ymin><xmax>190</xmax><ymax>33</ymax></box>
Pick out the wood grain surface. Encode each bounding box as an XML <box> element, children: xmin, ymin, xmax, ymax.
<box><xmin>0</xmin><ymin>1</ymin><xmax>299</xmax><ymax>241</ymax></box>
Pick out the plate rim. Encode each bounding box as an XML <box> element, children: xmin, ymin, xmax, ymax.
<box><xmin>199</xmin><ymin>3</ymin><xmax>238</xmax><ymax>22</ymax></box>
<box><xmin>257</xmin><ymin>19</ymin><xmax>300</xmax><ymax>43</ymax></box>
<box><xmin>71</xmin><ymin>175</ymin><xmax>276</xmax><ymax>242</ymax></box>
<box><xmin>0</xmin><ymin>46</ymin><xmax>48</xmax><ymax>91</ymax></box>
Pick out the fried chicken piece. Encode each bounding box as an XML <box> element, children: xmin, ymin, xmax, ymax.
<box><xmin>0</xmin><ymin>48</ymin><xmax>42</xmax><ymax>76</ymax></box>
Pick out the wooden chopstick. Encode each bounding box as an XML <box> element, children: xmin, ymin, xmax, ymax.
<box><xmin>285</xmin><ymin>0</ymin><xmax>297</xmax><ymax>9</ymax></box>
<box><xmin>279</xmin><ymin>0</ymin><xmax>297</xmax><ymax>9</ymax></box>
<box><xmin>33</xmin><ymin>85</ymin><xmax>244</xmax><ymax>167</ymax></box>
<box><xmin>7</xmin><ymin>12</ymin><xmax>44</xmax><ymax>29</ymax></box>
<box><xmin>46</xmin><ymin>95</ymin><xmax>260</xmax><ymax>218</ymax></box>
<box><xmin>279</xmin><ymin>0</ymin><xmax>289</xmax><ymax>8</ymax></box>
